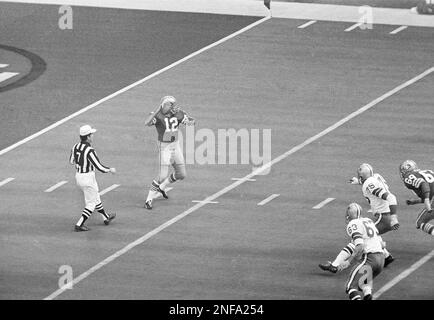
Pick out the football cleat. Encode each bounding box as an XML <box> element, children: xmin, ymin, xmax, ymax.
<box><xmin>157</xmin><ymin>186</ymin><xmax>169</xmax><ymax>199</ymax></box>
<box><xmin>144</xmin><ymin>200</ymin><xmax>153</xmax><ymax>210</ymax></box>
<box><xmin>384</xmin><ymin>254</ymin><xmax>395</xmax><ymax>267</ymax></box>
<box><xmin>363</xmin><ymin>294</ymin><xmax>372</xmax><ymax>300</ymax></box>
<box><xmin>74</xmin><ymin>225</ymin><xmax>90</xmax><ymax>232</ymax></box>
<box><xmin>104</xmin><ymin>213</ymin><xmax>116</xmax><ymax>225</ymax></box>
<box><xmin>319</xmin><ymin>261</ymin><xmax>338</xmax><ymax>273</ymax></box>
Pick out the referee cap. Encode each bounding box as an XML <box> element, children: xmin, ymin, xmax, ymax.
<box><xmin>79</xmin><ymin>125</ymin><xmax>97</xmax><ymax>136</ymax></box>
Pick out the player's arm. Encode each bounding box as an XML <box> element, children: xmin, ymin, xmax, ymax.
<box><xmin>88</xmin><ymin>150</ymin><xmax>116</xmax><ymax>174</ymax></box>
<box><xmin>69</xmin><ymin>146</ymin><xmax>76</xmax><ymax>165</ymax></box>
<box><xmin>381</xmin><ymin>191</ymin><xmax>398</xmax><ymax>215</ymax></box>
<box><xmin>406</xmin><ymin>182</ymin><xmax>430</xmax><ymax>208</ymax></box>
<box><xmin>145</xmin><ymin>112</ymin><xmax>157</xmax><ymax>126</ymax></box>
<box><xmin>180</xmin><ymin>110</ymin><xmax>195</xmax><ymax>126</ymax></box>
<box><xmin>347</xmin><ymin>222</ymin><xmax>364</xmax><ymax>260</ymax></box>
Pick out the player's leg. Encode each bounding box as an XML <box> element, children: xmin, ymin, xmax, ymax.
<box><xmin>360</xmin><ymin>253</ymin><xmax>384</xmax><ymax>300</ymax></box>
<box><xmin>374</xmin><ymin>213</ymin><xmax>397</xmax><ymax>234</ymax></box>
<box><xmin>75</xmin><ymin>175</ymin><xmax>97</xmax><ymax>231</ymax></box>
<box><xmin>345</xmin><ymin>258</ymin><xmax>367</xmax><ymax>300</ymax></box>
<box><xmin>416</xmin><ymin>208</ymin><xmax>434</xmax><ymax>235</ymax></box>
<box><xmin>93</xmin><ymin>179</ymin><xmax>116</xmax><ymax>225</ymax></box>
<box><xmin>319</xmin><ymin>243</ymin><xmax>355</xmax><ymax>273</ymax></box>
<box><xmin>145</xmin><ymin>142</ymin><xmax>170</xmax><ymax>208</ymax></box>
<box><xmin>159</xmin><ymin>141</ymin><xmax>186</xmax><ymax>191</ymax></box>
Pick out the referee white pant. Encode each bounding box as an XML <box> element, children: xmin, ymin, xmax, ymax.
<box><xmin>76</xmin><ymin>171</ymin><xmax>101</xmax><ymax>212</ymax></box>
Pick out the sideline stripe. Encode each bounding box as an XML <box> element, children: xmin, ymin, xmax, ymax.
<box><xmin>373</xmin><ymin>249</ymin><xmax>434</xmax><ymax>300</ymax></box>
<box><xmin>0</xmin><ymin>15</ymin><xmax>271</xmax><ymax>157</ymax></box>
<box><xmin>390</xmin><ymin>25</ymin><xmax>408</xmax><ymax>34</ymax></box>
<box><xmin>297</xmin><ymin>20</ymin><xmax>317</xmax><ymax>29</ymax></box>
<box><xmin>44</xmin><ymin>180</ymin><xmax>68</xmax><ymax>192</ymax></box>
<box><xmin>345</xmin><ymin>22</ymin><xmax>363</xmax><ymax>32</ymax></box>
<box><xmin>0</xmin><ymin>64</ymin><xmax>9</xmax><ymax>68</ymax></box>
<box><xmin>99</xmin><ymin>184</ymin><xmax>120</xmax><ymax>196</ymax></box>
<box><xmin>313</xmin><ymin>198</ymin><xmax>335</xmax><ymax>209</ymax></box>
<box><xmin>44</xmin><ymin>66</ymin><xmax>434</xmax><ymax>300</ymax></box>
<box><xmin>0</xmin><ymin>177</ymin><xmax>15</xmax><ymax>187</ymax></box>
<box><xmin>258</xmin><ymin>194</ymin><xmax>280</xmax><ymax>206</ymax></box>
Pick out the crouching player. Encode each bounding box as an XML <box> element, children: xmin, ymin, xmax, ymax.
<box><xmin>319</xmin><ymin>203</ymin><xmax>385</xmax><ymax>300</ymax></box>
<box><xmin>399</xmin><ymin>160</ymin><xmax>434</xmax><ymax>236</ymax></box>
<box><xmin>143</xmin><ymin>96</ymin><xmax>195</xmax><ymax>209</ymax></box>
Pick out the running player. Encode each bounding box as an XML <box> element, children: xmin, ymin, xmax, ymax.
<box><xmin>69</xmin><ymin>125</ymin><xmax>116</xmax><ymax>231</ymax></box>
<box><xmin>399</xmin><ymin>160</ymin><xmax>434</xmax><ymax>236</ymax></box>
<box><xmin>143</xmin><ymin>96</ymin><xmax>195</xmax><ymax>209</ymax></box>
<box><xmin>320</xmin><ymin>203</ymin><xmax>385</xmax><ymax>300</ymax></box>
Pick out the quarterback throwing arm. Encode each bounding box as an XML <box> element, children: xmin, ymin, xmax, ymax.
<box><xmin>144</xmin><ymin>96</ymin><xmax>195</xmax><ymax>209</ymax></box>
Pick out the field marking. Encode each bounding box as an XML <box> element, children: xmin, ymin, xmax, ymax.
<box><xmin>345</xmin><ymin>22</ymin><xmax>363</xmax><ymax>32</ymax></box>
<box><xmin>192</xmin><ymin>200</ymin><xmax>219</xmax><ymax>204</ymax></box>
<box><xmin>99</xmin><ymin>184</ymin><xmax>120</xmax><ymax>196</ymax></box>
<box><xmin>0</xmin><ymin>177</ymin><xmax>15</xmax><ymax>187</ymax></box>
<box><xmin>0</xmin><ymin>15</ymin><xmax>271</xmax><ymax>157</ymax></box>
<box><xmin>231</xmin><ymin>178</ymin><xmax>256</xmax><ymax>182</ymax></box>
<box><xmin>297</xmin><ymin>20</ymin><xmax>317</xmax><ymax>29</ymax></box>
<box><xmin>0</xmin><ymin>64</ymin><xmax>9</xmax><ymax>68</ymax></box>
<box><xmin>258</xmin><ymin>194</ymin><xmax>280</xmax><ymax>206</ymax></box>
<box><xmin>0</xmin><ymin>72</ymin><xmax>19</xmax><ymax>83</ymax></box>
<box><xmin>390</xmin><ymin>25</ymin><xmax>408</xmax><ymax>34</ymax></box>
<box><xmin>44</xmin><ymin>181</ymin><xmax>68</xmax><ymax>193</ymax></box>
<box><xmin>44</xmin><ymin>66</ymin><xmax>434</xmax><ymax>300</ymax></box>
<box><xmin>313</xmin><ymin>198</ymin><xmax>335</xmax><ymax>209</ymax></box>
<box><xmin>373</xmin><ymin>249</ymin><xmax>434</xmax><ymax>300</ymax></box>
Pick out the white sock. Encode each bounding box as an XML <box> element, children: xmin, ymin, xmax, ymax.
<box><xmin>383</xmin><ymin>248</ymin><xmax>390</xmax><ymax>258</ymax></box>
<box><xmin>159</xmin><ymin>177</ymin><xmax>171</xmax><ymax>191</ymax></box>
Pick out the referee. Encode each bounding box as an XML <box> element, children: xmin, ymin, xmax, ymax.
<box><xmin>69</xmin><ymin>125</ymin><xmax>116</xmax><ymax>232</ymax></box>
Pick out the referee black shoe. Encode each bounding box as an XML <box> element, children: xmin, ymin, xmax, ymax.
<box><xmin>74</xmin><ymin>225</ymin><xmax>90</xmax><ymax>232</ymax></box>
<box><xmin>104</xmin><ymin>213</ymin><xmax>116</xmax><ymax>225</ymax></box>
<box><xmin>157</xmin><ymin>187</ymin><xmax>168</xmax><ymax>199</ymax></box>
<box><xmin>144</xmin><ymin>200</ymin><xmax>152</xmax><ymax>210</ymax></box>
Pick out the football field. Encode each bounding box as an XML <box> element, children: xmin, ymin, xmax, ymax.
<box><xmin>0</xmin><ymin>0</ymin><xmax>433</xmax><ymax>300</ymax></box>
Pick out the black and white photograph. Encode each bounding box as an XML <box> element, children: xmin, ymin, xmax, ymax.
<box><xmin>0</xmin><ymin>0</ymin><xmax>433</xmax><ymax>307</ymax></box>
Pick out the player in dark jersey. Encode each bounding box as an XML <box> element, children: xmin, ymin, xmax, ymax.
<box><xmin>399</xmin><ymin>160</ymin><xmax>434</xmax><ymax>236</ymax></box>
<box><xmin>143</xmin><ymin>96</ymin><xmax>195</xmax><ymax>209</ymax></box>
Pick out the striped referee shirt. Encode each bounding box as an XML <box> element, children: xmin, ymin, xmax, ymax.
<box><xmin>69</xmin><ymin>142</ymin><xmax>110</xmax><ymax>173</ymax></box>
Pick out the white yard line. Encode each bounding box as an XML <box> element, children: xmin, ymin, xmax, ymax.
<box><xmin>345</xmin><ymin>22</ymin><xmax>363</xmax><ymax>32</ymax></box>
<box><xmin>0</xmin><ymin>72</ymin><xmax>19</xmax><ymax>84</ymax></box>
<box><xmin>0</xmin><ymin>177</ymin><xmax>15</xmax><ymax>187</ymax></box>
<box><xmin>0</xmin><ymin>15</ymin><xmax>272</xmax><ymax>156</ymax></box>
<box><xmin>257</xmin><ymin>194</ymin><xmax>280</xmax><ymax>206</ymax></box>
<box><xmin>373</xmin><ymin>249</ymin><xmax>434</xmax><ymax>300</ymax></box>
<box><xmin>192</xmin><ymin>200</ymin><xmax>219</xmax><ymax>204</ymax></box>
<box><xmin>44</xmin><ymin>180</ymin><xmax>68</xmax><ymax>192</ymax></box>
<box><xmin>44</xmin><ymin>66</ymin><xmax>434</xmax><ymax>300</ymax></box>
<box><xmin>99</xmin><ymin>184</ymin><xmax>120</xmax><ymax>196</ymax></box>
<box><xmin>390</xmin><ymin>25</ymin><xmax>408</xmax><ymax>34</ymax></box>
<box><xmin>313</xmin><ymin>198</ymin><xmax>335</xmax><ymax>209</ymax></box>
<box><xmin>231</xmin><ymin>178</ymin><xmax>256</xmax><ymax>182</ymax></box>
<box><xmin>297</xmin><ymin>20</ymin><xmax>317</xmax><ymax>29</ymax></box>
<box><xmin>0</xmin><ymin>64</ymin><xmax>10</xmax><ymax>68</ymax></box>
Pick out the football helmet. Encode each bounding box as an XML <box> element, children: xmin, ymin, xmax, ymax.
<box><xmin>346</xmin><ymin>203</ymin><xmax>362</xmax><ymax>223</ymax></box>
<box><xmin>357</xmin><ymin>163</ymin><xmax>374</xmax><ymax>184</ymax></box>
<box><xmin>160</xmin><ymin>96</ymin><xmax>179</xmax><ymax>115</ymax></box>
<box><xmin>399</xmin><ymin>160</ymin><xmax>418</xmax><ymax>180</ymax></box>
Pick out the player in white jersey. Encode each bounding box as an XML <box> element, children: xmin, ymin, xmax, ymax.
<box><xmin>349</xmin><ymin>163</ymin><xmax>398</xmax><ymax>265</ymax></box>
<box><xmin>320</xmin><ymin>203</ymin><xmax>385</xmax><ymax>300</ymax></box>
